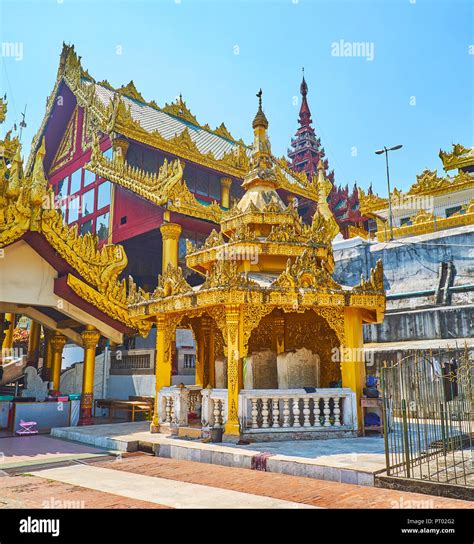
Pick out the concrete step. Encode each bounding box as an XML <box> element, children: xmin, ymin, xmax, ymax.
<box><xmin>177</xmin><ymin>426</ymin><xmax>203</xmax><ymax>439</ymax></box>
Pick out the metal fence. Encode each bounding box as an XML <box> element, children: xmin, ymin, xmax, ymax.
<box><xmin>381</xmin><ymin>347</ymin><xmax>473</xmax><ymax>488</ymax></box>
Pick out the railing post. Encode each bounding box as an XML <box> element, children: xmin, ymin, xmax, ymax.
<box><xmin>401</xmin><ymin>399</ymin><xmax>411</xmax><ymax>478</ymax></box>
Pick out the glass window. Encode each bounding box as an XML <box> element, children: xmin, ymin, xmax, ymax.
<box><xmin>445</xmin><ymin>205</ymin><xmax>462</xmax><ymax>218</ymax></box>
<box><xmin>82</xmin><ymin>188</ymin><xmax>95</xmax><ymax>217</ymax></box>
<box><xmin>83</xmin><ymin>169</ymin><xmax>95</xmax><ymax>187</ymax></box>
<box><xmin>195</xmin><ymin>171</ymin><xmax>208</xmax><ymax>196</ymax></box>
<box><xmin>56</xmin><ymin>179</ymin><xmax>66</xmax><ymax>197</ymax></box>
<box><xmin>60</xmin><ymin>197</ymin><xmax>67</xmax><ymax>219</ymax></box>
<box><xmin>208</xmin><ymin>176</ymin><xmax>220</xmax><ymax>200</ymax></box>
<box><xmin>96</xmin><ymin>212</ymin><xmax>109</xmax><ymax>241</ymax></box>
<box><xmin>80</xmin><ymin>219</ymin><xmax>93</xmax><ymax>236</ymax></box>
<box><xmin>97</xmin><ymin>181</ymin><xmax>111</xmax><ymax>210</ymax></box>
<box><xmin>70</xmin><ymin>169</ymin><xmax>82</xmax><ymax>194</ymax></box>
<box><xmin>68</xmin><ymin>196</ymin><xmax>80</xmax><ymax>223</ymax></box>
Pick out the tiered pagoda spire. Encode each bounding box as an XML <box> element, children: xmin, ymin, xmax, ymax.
<box><xmin>288</xmin><ymin>71</ymin><xmax>334</xmax><ymax>184</ymax></box>
<box><xmin>288</xmin><ymin>72</ymin><xmax>369</xmax><ymax>238</ymax></box>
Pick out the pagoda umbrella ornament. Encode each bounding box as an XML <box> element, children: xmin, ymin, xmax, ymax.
<box><xmin>375</xmin><ymin>144</ymin><xmax>403</xmax><ymax>240</ymax></box>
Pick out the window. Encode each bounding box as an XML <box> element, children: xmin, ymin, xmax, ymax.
<box><xmin>70</xmin><ymin>169</ymin><xmax>81</xmax><ymax>194</ymax></box>
<box><xmin>82</xmin><ymin>188</ymin><xmax>95</xmax><ymax>217</ymax></box>
<box><xmin>96</xmin><ymin>212</ymin><xmax>110</xmax><ymax>241</ymax></box>
<box><xmin>445</xmin><ymin>205</ymin><xmax>462</xmax><ymax>218</ymax></box>
<box><xmin>83</xmin><ymin>169</ymin><xmax>96</xmax><ymax>187</ymax></box>
<box><xmin>68</xmin><ymin>196</ymin><xmax>80</xmax><ymax>223</ymax></box>
<box><xmin>400</xmin><ymin>217</ymin><xmax>411</xmax><ymax>227</ymax></box>
<box><xmin>80</xmin><ymin>219</ymin><xmax>93</xmax><ymax>236</ymax></box>
<box><xmin>97</xmin><ymin>181</ymin><xmax>111</xmax><ymax>210</ymax></box>
<box><xmin>195</xmin><ymin>171</ymin><xmax>209</xmax><ymax>196</ymax></box>
<box><xmin>208</xmin><ymin>176</ymin><xmax>221</xmax><ymax>200</ymax></box>
<box><xmin>183</xmin><ymin>354</ymin><xmax>196</xmax><ymax>368</ymax></box>
<box><xmin>55</xmin><ymin>179</ymin><xmax>66</xmax><ymax>198</ymax></box>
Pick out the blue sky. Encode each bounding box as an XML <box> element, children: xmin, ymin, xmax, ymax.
<box><xmin>0</xmin><ymin>0</ymin><xmax>472</xmax><ymax>195</ymax></box>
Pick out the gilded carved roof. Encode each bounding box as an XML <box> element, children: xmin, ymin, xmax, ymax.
<box><xmin>0</xmin><ymin>110</ymin><xmax>150</xmax><ymax>336</ymax></box>
<box><xmin>439</xmin><ymin>144</ymin><xmax>474</xmax><ymax>172</ymax></box>
<box><xmin>128</xmin><ymin>96</ymin><xmax>385</xmax><ymax>322</ymax></box>
<box><xmin>26</xmin><ymin>43</ymin><xmax>320</xmax><ymax>205</ymax></box>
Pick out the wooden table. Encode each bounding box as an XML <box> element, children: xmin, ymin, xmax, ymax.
<box><xmin>95</xmin><ymin>399</ymin><xmax>152</xmax><ymax>422</ymax></box>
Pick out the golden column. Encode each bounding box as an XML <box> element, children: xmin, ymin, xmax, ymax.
<box><xmin>50</xmin><ymin>333</ymin><xmax>67</xmax><ymax>391</ymax></box>
<box><xmin>272</xmin><ymin>316</ymin><xmax>285</xmax><ymax>355</ymax></box>
<box><xmin>151</xmin><ymin>315</ymin><xmax>169</xmax><ymax>433</ymax></box>
<box><xmin>78</xmin><ymin>326</ymin><xmax>101</xmax><ymax>426</ymax></box>
<box><xmin>42</xmin><ymin>329</ymin><xmax>53</xmax><ymax>381</ymax></box>
<box><xmin>220</xmin><ymin>177</ymin><xmax>232</xmax><ymax>209</ymax></box>
<box><xmin>27</xmin><ymin>320</ymin><xmax>41</xmax><ymax>367</ymax></box>
<box><xmin>342</xmin><ymin>307</ymin><xmax>366</xmax><ymax>430</ymax></box>
<box><xmin>0</xmin><ymin>314</ymin><xmax>7</xmax><ymax>365</ymax></box>
<box><xmin>202</xmin><ymin>317</ymin><xmax>215</xmax><ymax>388</ymax></box>
<box><xmin>2</xmin><ymin>313</ymin><xmax>15</xmax><ymax>353</ymax></box>
<box><xmin>224</xmin><ymin>304</ymin><xmax>241</xmax><ymax>438</ymax></box>
<box><xmin>160</xmin><ymin>221</ymin><xmax>182</xmax><ymax>272</ymax></box>
<box><xmin>195</xmin><ymin>322</ymin><xmax>205</xmax><ymax>387</ymax></box>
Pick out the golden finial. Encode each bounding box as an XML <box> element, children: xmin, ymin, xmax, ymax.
<box><xmin>252</xmin><ymin>88</ymin><xmax>268</xmax><ymax>129</ymax></box>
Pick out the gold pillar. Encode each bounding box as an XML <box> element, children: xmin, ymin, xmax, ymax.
<box><xmin>272</xmin><ymin>316</ymin><xmax>285</xmax><ymax>355</ymax></box>
<box><xmin>195</xmin><ymin>321</ymin><xmax>205</xmax><ymax>387</ymax></box>
<box><xmin>151</xmin><ymin>315</ymin><xmax>169</xmax><ymax>433</ymax></box>
<box><xmin>342</xmin><ymin>307</ymin><xmax>366</xmax><ymax>430</ymax></box>
<box><xmin>220</xmin><ymin>177</ymin><xmax>232</xmax><ymax>209</ymax></box>
<box><xmin>42</xmin><ymin>329</ymin><xmax>53</xmax><ymax>381</ymax></box>
<box><xmin>160</xmin><ymin>222</ymin><xmax>182</xmax><ymax>272</ymax></box>
<box><xmin>2</xmin><ymin>313</ymin><xmax>15</xmax><ymax>352</ymax></box>
<box><xmin>50</xmin><ymin>333</ymin><xmax>67</xmax><ymax>391</ymax></box>
<box><xmin>224</xmin><ymin>304</ymin><xmax>241</xmax><ymax>438</ymax></box>
<box><xmin>203</xmin><ymin>317</ymin><xmax>215</xmax><ymax>388</ymax></box>
<box><xmin>27</xmin><ymin>320</ymin><xmax>41</xmax><ymax>367</ymax></box>
<box><xmin>0</xmin><ymin>314</ymin><xmax>7</xmax><ymax>364</ymax></box>
<box><xmin>78</xmin><ymin>326</ymin><xmax>101</xmax><ymax>426</ymax></box>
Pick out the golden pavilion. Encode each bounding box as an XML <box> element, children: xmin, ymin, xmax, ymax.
<box><xmin>129</xmin><ymin>93</ymin><xmax>386</xmax><ymax>440</ymax></box>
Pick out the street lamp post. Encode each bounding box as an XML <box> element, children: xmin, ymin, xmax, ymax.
<box><xmin>375</xmin><ymin>144</ymin><xmax>403</xmax><ymax>240</ymax></box>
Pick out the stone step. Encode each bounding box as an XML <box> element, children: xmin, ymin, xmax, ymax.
<box><xmin>177</xmin><ymin>426</ymin><xmax>203</xmax><ymax>439</ymax></box>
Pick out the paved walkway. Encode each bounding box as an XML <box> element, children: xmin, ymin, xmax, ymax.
<box><xmin>16</xmin><ymin>454</ymin><xmax>472</xmax><ymax>509</ymax></box>
<box><xmin>0</xmin><ymin>435</ymin><xmax>109</xmax><ymax>469</ymax></box>
<box><xmin>89</xmin><ymin>455</ymin><xmax>473</xmax><ymax>508</ymax></box>
<box><xmin>30</xmin><ymin>463</ymin><xmax>314</xmax><ymax>509</ymax></box>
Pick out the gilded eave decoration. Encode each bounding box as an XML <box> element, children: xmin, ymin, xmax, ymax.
<box><xmin>0</xmin><ymin>133</ymin><xmax>150</xmax><ymax>336</ymax></box>
<box><xmin>358</xmin><ymin>187</ymin><xmax>388</xmax><ymax>214</ymax></box>
<box><xmin>27</xmin><ymin>44</ymin><xmax>334</xmax><ymax>206</ymax></box>
<box><xmin>408</xmin><ymin>168</ymin><xmax>473</xmax><ymax>196</ymax></box>
<box><xmin>86</xmin><ymin>132</ymin><xmax>224</xmax><ymax>223</ymax></box>
<box><xmin>439</xmin><ymin>144</ymin><xmax>474</xmax><ymax>172</ymax></box>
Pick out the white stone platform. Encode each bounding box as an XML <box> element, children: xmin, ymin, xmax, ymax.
<box><xmin>51</xmin><ymin>421</ymin><xmax>387</xmax><ymax>487</ymax></box>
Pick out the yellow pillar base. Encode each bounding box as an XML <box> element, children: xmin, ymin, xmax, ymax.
<box><xmin>342</xmin><ymin>308</ymin><xmax>366</xmax><ymax>431</ymax></box>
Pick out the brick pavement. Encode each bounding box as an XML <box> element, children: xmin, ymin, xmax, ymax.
<box><xmin>91</xmin><ymin>454</ymin><xmax>473</xmax><ymax>509</ymax></box>
<box><xmin>0</xmin><ymin>473</ymin><xmax>168</xmax><ymax>509</ymax></box>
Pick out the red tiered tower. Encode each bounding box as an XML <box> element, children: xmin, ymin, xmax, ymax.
<box><xmin>288</xmin><ymin>73</ymin><xmax>368</xmax><ymax>238</ymax></box>
<box><xmin>288</xmin><ymin>73</ymin><xmax>334</xmax><ymax>184</ymax></box>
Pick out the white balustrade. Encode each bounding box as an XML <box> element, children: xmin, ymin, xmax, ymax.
<box><xmin>201</xmin><ymin>388</ymin><xmax>227</xmax><ymax>429</ymax></box>
<box><xmin>199</xmin><ymin>387</ymin><xmax>358</xmax><ymax>434</ymax></box>
<box><xmin>240</xmin><ymin>389</ymin><xmax>357</xmax><ymax>433</ymax></box>
<box><xmin>158</xmin><ymin>385</ymin><xmax>201</xmax><ymax>427</ymax></box>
